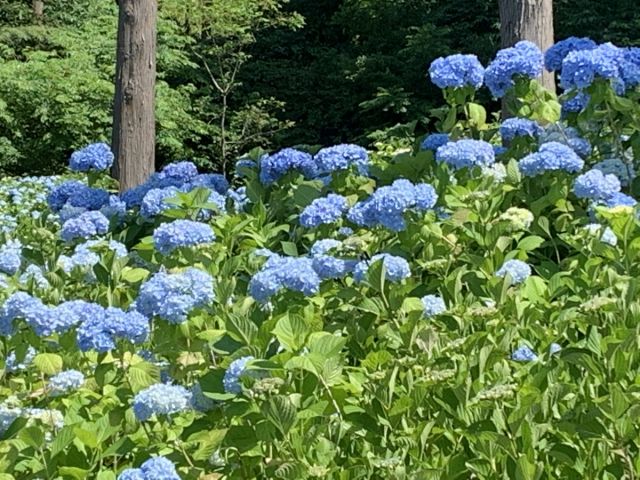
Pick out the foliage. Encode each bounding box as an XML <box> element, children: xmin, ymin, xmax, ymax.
<box><xmin>1</xmin><ymin>36</ymin><xmax>640</xmax><ymax>479</ymax></box>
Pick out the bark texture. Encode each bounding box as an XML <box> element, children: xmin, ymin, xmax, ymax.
<box><xmin>112</xmin><ymin>0</ymin><xmax>157</xmax><ymax>192</ymax></box>
<box><xmin>32</xmin><ymin>0</ymin><xmax>44</xmax><ymax>21</ymax></box>
<box><xmin>499</xmin><ymin>0</ymin><xmax>555</xmax><ymax>92</ymax></box>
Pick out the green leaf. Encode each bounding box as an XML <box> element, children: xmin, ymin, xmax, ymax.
<box><xmin>128</xmin><ymin>362</ymin><xmax>161</xmax><ymax>392</ymax></box>
<box><xmin>33</xmin><ymin>353</ymin><xmax>63</xmax><ymax>375</ymax></box>
<box><xmin>273</xmin><ymin>314</ymin><xmax>309</xmax><ymax>352</ymax></box>
<box><xmin>73</xmin><ymin>427</ymin><xmax>99</xmax><ymax>449</ymax></box>
<box><xmin>308</xmin><ymin>332</ymin><xmax>346</xmax><ymax>358</ymax></box>
<box><xmin>18</xmin><ymin>426</ymin><xmax>44</xmax><ymax>449</ymax></box>
<box><xmin>262</xmin><ymin>395</ymin><xmax>297</xmax><ymax>435</ymax></box>
<box><xmin>517</xmin><ymin>235</ymin><xmax>545</xmax><ymax>251</ymax></box>
<box><xmin>467</xmin><ymin>102</ymin><xmax>486</xmax><ymax>127</ymax></box>
<box><xmin>121</xmin><ymin>267</ymin><xmax>150</xmax><ymax>283</ymax></box>
<box><xmin>58</xmin><ymin>467</ymin><xmax>90</xmax><ymax>480</ymax></box>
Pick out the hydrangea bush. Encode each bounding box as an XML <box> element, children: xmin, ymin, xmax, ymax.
<box><xmin>1</xmin><ymin>37</ymin><xmax>640</xmax><ymax>479</ymax></box>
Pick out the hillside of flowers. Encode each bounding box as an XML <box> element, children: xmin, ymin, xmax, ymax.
<box><xmin>1</xmin><ymin>38</ymin><xmax>640</xmax><ymax>479</ymax></box>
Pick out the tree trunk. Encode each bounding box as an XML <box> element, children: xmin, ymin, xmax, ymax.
<box><xmin>112</xmin><ymin>0</ymin><xmax>157</xmax><ymax>192</ymax></box>
<box><xmin>499</xmin><ymin>0</ymin><xmax>555</xmax><ymax>93</ymax></box>
<box><xmin>32</xmin><ymin>0</ymin><xmax>44</xmax><ymax>22</ymax></box>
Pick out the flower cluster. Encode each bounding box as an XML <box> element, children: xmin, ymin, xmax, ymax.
<box><xmin>61</xmin><ymin>211</ymin><xmax>110</xmax><ymax>243</ymax></box>
<box><xmin>573</xmin><ymin>169</ymin><xmax>621</xmax><ymax>201</ymax></box>
<box><xmin>511</xmin><ymin>345</ymin><xmax>538</xmax><ymax>362</ymax></box>
<box><xmin>135</xmin><ymin>268</ymin><xmax>215</xmax><ymax>324</ymax></box>
<box><xmin>259</xmin><ymin>148</ymin><xmax>316</xmax><ymax>185</ymax></box>
<box><xmin>118</xmin><ymin>457</ymin><xmax>181</xmax><ymax>480</ymax></box>
<box><xmin>5</xmin><ymin>346</ymin><xmax>36</xmax><ymax>373</ymax></box>
<box><xmin>133</xmin><ymin>383</ymin><xmax>192</xmax><ymax>421</ymax></box>
<box><xmin>421</xmin><ymin>133</ymin><xmax>450</xmax><ymax>152</ymax></box>
<box><xmin>421</xmin><ymin>295</ymin><xmax>446</xmax><ymax>317</ymax></box>
<box><xmin>48</xmin><ymin>370</ymin><xmax>85</xmax><ymax>396</ymax></box>
<box><xmin>496</xmin><ymin>259</ymin><xmax>531</xmax><ymax>285</ymax></box>
<box><xmin>76</xmin><ymin>307</ymin><xmax>149</xmax><ymax>352</ymax></box>
<box><xmin>539</xmin><ymin>124</ymin><xmax>591</xmax><ymax>158</ymax></box>
<box><xmin>353</xmin><ymin>254</ymin><xmax>411</xmax><ymax>283</ymax></box>
<box><xmin>300</xmin><ymin>194</ymin><xmax>349</xmax><ymax>228</ymax></box>
<box><xmin>153</xmin><ymin>220</ymin><xmax>215</xmax><ymax>255</ymax></box>
<box><xmin>59</xmin><ymin>239</ymin><xmax>127</xmax><ymax>273</ymax></box>
<box><xmin>0</xmin><ymin>239</ymin><xmax>22</xmax><ymax>275</ymax></box>
<box><xmin>584</xmin><ymin>223</ymin><xmax>618</xmax><ymax>246</ymax></box>
<box><xmin>248</xmin><ymin>254</ymin><xmax>320</xmax><ymax>303</ymax></box>
<box><xmin>347</xmin><ymin>179</ymin><xmax>438</xmax><ymax>231</ymax></box>
<box><xmin>436</xmin><ymin>139</ymin><xmax>495</xmax><ymax>170</ymax></box>
<box><xmin>429</xmin><ymin>54</ymin><xmax>485</xmax><ymax>89</ymax></box>
<box><xmin>500</xmin><ymin>118</ymin><xmax>542</xmax><ymax>143</ymax></box>
<box><xmin>518</xmin><ymin>142</ymin><xmax>584</xmax><ymax>176</ymax></box>
<box><xmin>314</xmin><ymin>144</ymin><xmax>369</xmax><ymax>176</ymax></box>
<box><xmin>484</xmin><ymin>41</ymin><xmax>544</xmax><ymax>98</ymax></box>
<box><xmin>544</xmin><ymin>37</ymin><xmax>597</xmax><ymax>72</ymax></box>
<box><xmin>309</xmin><ymin>239</ymin><xmax>356</xmax><ymax>280</ymax></box>
<box><xmin>69</xmin><ymin>143</ymin><xmax>114</xmax><ymax>172</ymax></box>
<box><xmin>223</xmin><ymin>356</ymin><xmax>254</xmax><ymax>394</ymax></box>
<box><xmin>593</xmin><ymin>158</ymin><xmax>635</xmax><ymax>187</ymax></box>
<box><xmin>498</xmin><ymin>207</ymin><xmax>534</xmax><ymax>231</ymax></box>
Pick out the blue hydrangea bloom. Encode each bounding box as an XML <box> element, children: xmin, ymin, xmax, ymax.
<box><xmin>5</xmin><ymin>346</ymin><xmax>36</xmax><ymax>373</ymax></box>
<box><xmin>140</xmin><ymin>187</ymin><xmax>181</xmax><ymax>219</ymax></box>
<box><xmin>20</xmin><ymin>264</ymin><xmax>50</xmax><ymax>289</ymax></box>
<box><xmin>227</xmin><ymin>187</ymin><xmax>249</xmax><ymax>213</ymax></box>
<box><xmin>496</xmin><ymin>259</ymin><xmax>531</xmax><ymax>285</ymax></box>
<box><xmin>66</xmin><ymin>185</ymin><xmax>111</xmax><ymax>211</ymax></box>
<box><xmin>158</xmin><ymin>161</ymin><xmax>199</xmax><ymax>184</ymax></box>
<box><xmin>47</xmin><ymin>180</ymin><xmax>86</xmax><ymax>211</ymax></box>
<box><xmin>101</xmin><ymin>195</ymin><xmax>127</xmax><ymax>223</ymax></box>
<box><xmin>188</xmin><ymin>173</ymin><xmax>230</xmax><ymax>195</ymax></box>
<box><xmin>248</xmin><ymin>255</ymin><xmax>321</xmax><ymax>303</ymax></box>
<box><xmin>138</xmin><ymin>457</ymin><xmax>181</xmax><ymax>480</ymax></box>
<box><xmin>436</xmin><ymin>139</ymin><xmax>495</xmax><ymax>170</ymax></box>
<box><xmin>518</xmin><ymin>142</ymin><xmax>584</xmax><ymax>176</ymax></box>
<box><xmin>259</xmin><ymin>148</ymin><xmax>316</xmax><ymax>185</ymax></box>
<box><xmin>561</xmin><ymin>90</ymin><xmax>590</xmax><ymax>115</ymax></box>
<box><xmin>48</xmin><ymin>370</ymin><xmax>85</xmax><ymax>396</ymax></box>
<box><xmin>347</xmin><ymin>179</ymin><xmax>438</xmax><ymax>231</ymax></box>
<box><xmin>311</xmin><ymin>255</ymin><xmax>357</xmax><ymax>280</ymax></box>
<box><xmin>421</xmin><ymin>133</ymin><xmax>450</xmax><ymax>151</ymax></box>
<box><xmin>309</xmin><ymin>239</ymin><xmax>342</xmax><ymax>257</ymax></box>
<box><xmin>300</xmin><ymin>194</ymin><xmax>348</xmax><ymax>228</ymax></box>
<box><xmin>133</xmin><ymin>383</ymin><xmax>192</xmax><ymax>421</ymax></box>
<box><xmin>429</xmin><ymin>54</ymin><xmax>485</xmax><ymax>89</ymax></box>
<box><xmin>223</xmin><ymin>356</ymin><xmax>254</xmax><ymax>394</ymax></box>
<box><xmin>593</xmin><ymin>158</ymin><xmax>635</xmax><ymax>187</ymax></box>
<box><xmin>61</xmin><ymin>211</ymin><xmax>110</xmax><ymax>243</ymax></box>
<box><xmin>485</xmin><ymin>41</ymin><xmax>544</xmax><ymax>98</ymax></box>
<box><xmin>136</xmin><ymin>268</ymin><xmax>215</xmax><ymax>324</ymax></box>
<box><xmin>117</xmin><ymin>469</ymin><xmax>146</xmax><ymax>480</ymax></box>
<box><xmin>584</xmin><ymin>223</ymin><xmax>618</xmax><ymax>246</ymax></box>
<box><xmin>549</xmin><ymin>343</ymin><xmax>562</xmax><ymax>354</ymax></box>
<box><xmin>0</xmin><ymin>404</ymin><xmax>21</xmax><ymax>436</ymax></box>
<box><xmin>573</xmin><ymin>169</ymin><xmax>621</xmax><ymax>201</ymax></box>
<box><xmin>421</xmin><ymin>295</ymin><xmax>446</xmax><ymax>317</ymax></box>
<box><xmin>560</xmin><ymin>43</ymin><xmax>624</xmax><ymax>91</ymax></box>
<box><xmin>354</xmin><ymin>253</ymin><xmax>411</xmax><ymax>283</ymax></box>
<box><xmin>69</xmin><ymin>143</ymin><xmax>114</xmax><ymax>172</ymax></box>
<box><xmin>153</xmin><ymin>220</ymin><xmax>215</xmax><ymax>255</ymax></box>
<box><xmin>599</xmin><ymin>192</ymin><xmax>637</xmax><ymax>208</ymax></box>
<box><xmin>337</xmin><ymin>226</ymin><xmax>354</xmax><ymax>237</ymax></box>
<box><xmin>77</xmin><ymin>307</ymin><xmax>149</xmax><ymax>352</ymax></box>
<box><xmin>0</xmin><ymin>239</ymin><xmax>22</xmax><ymax>275</ymax></box>
<box><xmin>544</xmin><ymin>37</ymin><xmax>597</xmax><ymax>71</ymax></box>
<box><xmin>511</xmin><ymin>345</ymin><xmax>538</xmax><ymax>362</ymax></box>
<box><xmin>500</xmin><ymin>118</ymin><xmax>543</xmax><ymax>143</ymax></box>
<box><xmin>314</xmin><ymin>144</ymin><xmax>369</xmax><ymax>176</ymax></box>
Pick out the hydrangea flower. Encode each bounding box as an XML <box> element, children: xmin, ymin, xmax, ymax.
<box><xmin>223</xmin><ymin>356</ymin><xmax>254</xmax><ymax>394</ymax></box>
<box><xmin>0</xmin><ymin>403</ymin><xmax>21</xmax><ymax>436</ymax></box>
<box><xmin>549</xmin><ymin>343</ymin><xmax>562</xmax><ymax>354</ymax></box>
<box><xmin>153</xmin><ymin>220</ymin><xmax>215</xmax><ymax>254</ymax></box>
<box><xmin>485</xmin><ymin>41</ymin><xmax>544</xmax><ymax>98</ymax></box>
<box><xmin>573</xmin><ymin>169</ymin><xmax>621</xmax><ymax>201</ymax></box>
<box><xmin>428</xmin><ymin>54</ymin><xmax>485</xmax><ymax>89</ymax></box>
<box><xmin>544</xmin><ymin>37</ymin><xmax>597</xmax><ymax>71</ymax></box>
<box><xmin>421</xmin><ymin>295</ymin><xmax>446</xmax><ymax>317</ymax></box>
<box><xmin>69</xmin><ymin>143</ymin><xmax>114</xmax><ymax>172</ymax></box>
<box><xmin>599</xmin><ymin>192</ymin><xmax>637</xmax><ymax>208</ymax></box>
<box><xmin>59</xmin><ymin>239</ymin><xmax>127</xmax><ymax>273</ymax></box>
<box><xmin>498</xmin><ymin>207</ymin><xmax>534</xmax><ymax>231</ymax></box>
<box><xmin>584</xmin><ymin>223</ymin><xmax>618</xmax><ymax>246</ymax></box>
<box><xmin>5</xmin><ymin>346</ymin><xmax>36</xmax><ymax>373</ymax></box>
<box><xmin>159</xmin><ymin>161</ymin><xmax>199</xmax><ymax>184</ymax></box>
<box><xmin>496</xmin><ymin>259</ymin><xmax>531</xmax><ymax>285</ymax></box>
<box><xmin>511</xmin><ymin>345</ymin><xmax>538</xmax><ymax>362</ymax></box>
<box><xmin>314</xmin><ymin>144</ymin><xmax>369</xmax><ymax>176</ymax></box>
<box><xmin>300</xmin><ymin>194</ymin><xmax>349</xmax><ymax>228</ymax></box>
<box><xmin>518</xmin><ymin>142</ymin><xmax>584</xmax><ymax>176</ymax></box>
<box><xmin>60</xmin><ymin>211</ymin><xmax>110</xmax><ymax>243</ymax></box>
<box><xmin>561</xmin><ymin>91</ymin><xmax>590</xmax><ymax>115</ymax></box>
<box><xmin>309</xmin><ymin>241</ymin><xmax>357</xmax><ymax>280</ymax></box>
<box><xmin>353</xmin><ymin>254</ymin><xmax>411</xmax><ymax>283</ymax></box>
<box><xmin>19</xmin><ymin>264</ymin><xmax>50</xmax><ymax>289</ymax></box>
<box><xmin>560</xmin><ymin>43</ymin><xmax>627</xmax><ymax>92</ymax></box>
<box><xmin>539</xmin><ymin>124</ymin><xmax>591</xmax><ymax>158</ymax></box>
<box><xmin>593</xmin><ymin>158</ymin><xmax>635</xmax><ymax>187</ymax></box>
<box><xmin>248</xmin><ymin>255</ymin><xmax>320</xmax><ymax>303</ymax></box>
<box><xmin>136</xmin><ymin>268</ymin><xmax>215</xmax><ymax>324</ymax></box>
<box><xmin>259</xmin><ymin>148</ymin><xmax>316</xmax><ymax>185</ymax></box>
<box><xmin>140</xmin><ymin>187</ymin><xmax>181</xmax><ymax>219</ymax></box>
<box><xmin>0</xmin><ymin>239</ymin><xmax>22</xmax><ymax>275</ymax></box>
<box><xmin>347</xmin><ymin>179</ymin><xmax>438</xmax><ymax>231</ymax></box>
<box><xmin>77</xmin><ymin>307</ymin><xmax>149</xmax><ymax>352</ymax></box>
<box><xmin>48</xmin><ymin>370</ymin><xmax>85</xmax><ymax>396</ymax></box>
<box><xmin>436</xmin><ymin>139</ymin><xmax>495</xmax><ymax>170</ymax></box>
<box><xmin>421</xmin><ymin>133</ymin><xmax>450</xmax><ymax>151</ymax></box>
<box><xmin>188</xmin><ymin>173</ymin><xmax>230</xmax><ymax>195</ymax></box>
<box><xmin>47</xmin><ymin>180</ymin><xmax>87</xmax><ymax>211</ymax></box>
<box><xmin>500</xmin><ymin>118</ymin><xmax>542</xmax><ymax>143</ymax></box>
<box><xmin>133</xmin><ymin>384</ymin><xmax>192</xmax><ymax>421</ymax></box>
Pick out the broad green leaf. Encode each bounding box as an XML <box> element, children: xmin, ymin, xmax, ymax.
<box><xmin>33</xmin><ymin>353</ymin><xmax>63</xmax><ymax>375</ymax></box>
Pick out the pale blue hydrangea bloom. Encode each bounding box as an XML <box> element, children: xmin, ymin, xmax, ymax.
<box><xmin>223</xmin><ymin>356</ymin><xmax>254</xmax><ymax>394</ymax></box>
<box><xmin>511</xmin><ymin>345</ymin><xmax>538</xmax><ymax>362</ymax></box>
<box><xmin>353</xmin><ymin>254</ymin><xmax>411</xmax><ymax>283</ymax></box>
<box><xmin>300</xmin><ymin>194</ymin><xmax>349</xmax><ymax>228</ymax></box>
<box><xmin>421</xmin><ymin>295</ymin><xmax>446</xmax><ymax>317</ymax></box>
<box><xmin>60</xmin><ymin>211</ymin><xmax>110</xmax><ymax>243</ymax></box>
<box><xmin>133</xmin><ymin>383</ymin><xmax>192</xmax><ymax>421</ymax></box>
<box><xmin>0</xmin><ymin>239</ymin><xmax>22</xmax><ymax>275</ymax></box>
<box><xmin>314</xmin><ymin>144</ymin><xmax>370</xmax><ymax>176</ymax></box>
<box><xmin>549</xmin><ymin>343</ymin><xmax>562</xmax><ymax>354</ymax></box>
<box><xmin>248</xmin><ymin>254</ymin><xmax>320</xmax><ymax>303</ymax></box>
<box><xmin>76</xmin><ymin>307</ymin><xmax>149</xmax><ymax>352</ymax></box>
<box><xmin>436</xmin><ymin>139</ymin><xmax>495</xmax><ymax>170</ymax></box>
<box><xmin>496</xmin><ymin>259</ymin><xmax>531</xmax><ymax>285</ymax></box>
<box><xmin>69</xmin><ymin>143</ymin><xmax>114</xmax><ymax>172</ymax></box>
<box><xmin>19</xmin><ymin>264</ymin><xmax>50</xmax><ymax>289</ymax></box>
<box><xmin>421</xmin><ymin>133</ymin><xmax>450</xmax><ymax>152</ymax></box>
<box><xmin>544</xmin><ymin>37</ymin><xmax>597</xmax><ymax>71</ymax></box>
<box><xmin>118</xmin><ymin>456</ymin><xmax>181</xmax><ymax>480</ymax></box>
<box><xmin>259</xmin><ymin>148</ymin><xmax>316</xmax><ymax>185</ymax></box>
<box><xmin>518</xmin><ymin>142</ymin><xmax>584</xmax><ymax>176</ymax></box>
<box><xmin>573</xmin><ymin>169</ymin><xmax>621</xmax><ymax>201</ymax></box>
<box><xmin>593</xmin><ymin>158</ymin><xmax>635</xmax><ymax>187</ymax></box>
<box><xmin>599</xmin><ymin>192</ymin><xmax>637</xmax><ymax>208</ymax></box>
<box><xmin>48</xmin><ymin>370</ymin><xmax>85</xmax><ymax>396</ymax></box>
<box><xmin>500</xmin><ymin>118</ymin><xmax>542</xmax><ymax>143</ymax></box>
<box><xmin>485</xmin><ymin>41</ymin><xmax>544</xmax><ymax>98</ymax></box>
<box><xmin>584</xmin><ymin>223</ymin><xmax>618</xmax><ymax>246</ymax></box>
<box><xmin>153</xmin><ymin>220</ymin><xmax>215</xmax><ymax>254</ymax></box>
<box><xmin>5</xmin><ymin>346</ymin><xmax>36</xmax><ymax>373</ymax></box>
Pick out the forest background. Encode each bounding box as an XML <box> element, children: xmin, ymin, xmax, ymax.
<box><xmin>0</xmin><ymin>0</ymin><xmax>638</xmax><ymax>175</ymax></box>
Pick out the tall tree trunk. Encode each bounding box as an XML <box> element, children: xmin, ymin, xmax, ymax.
<box><xmin>112</xmin><ymin>0</ymin><xmax>157</xmax><ymax>192</ymax></box>
<box><xmin>499</xmin><ymin>0</ymin><xmax>555</xmax><ymax>93</ymax></box>
<box><xmin>32</xmin><ymin>0</ymin><xmax>44</xmax><ymax>23</ymax></box>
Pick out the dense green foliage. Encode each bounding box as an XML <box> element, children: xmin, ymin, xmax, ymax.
<box><xmin>0</xmin><ymin>0</ymin><xmax>639</xmax><ymax>174</ymax></box>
